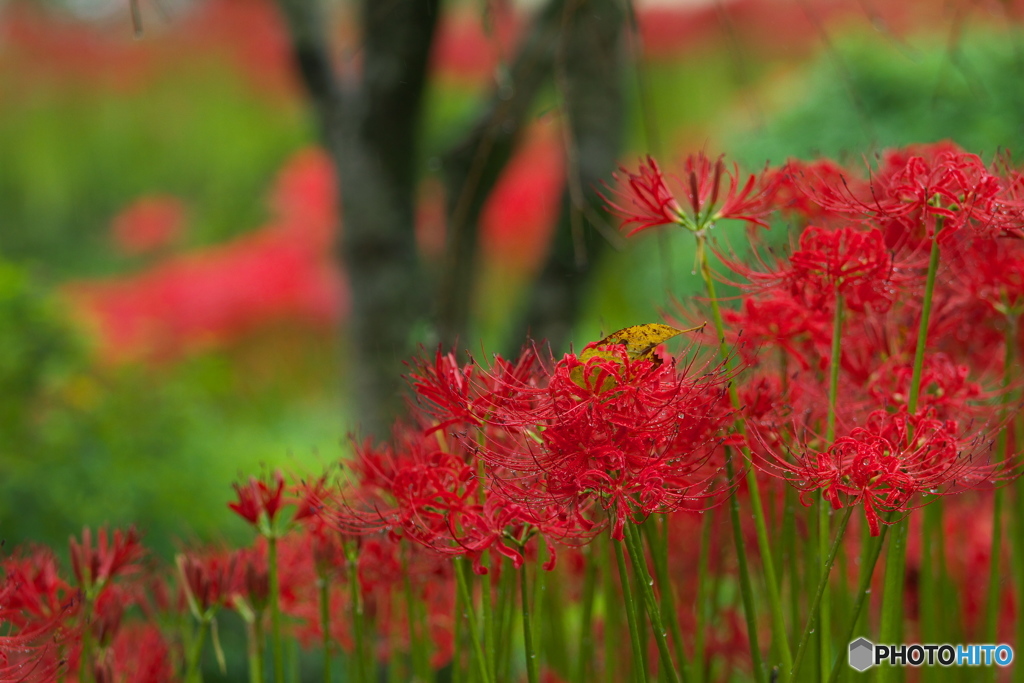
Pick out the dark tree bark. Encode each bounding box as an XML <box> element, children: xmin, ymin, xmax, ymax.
<box><xmin>274</xmin><ymin>0</ymin><xmax>625</xmax><ymax>433</ymax></box>
<box><xmin>275</xmin><ymin>0</ymin><xmax>440</xmax><ymax>437</ymax></box>
<box><xmin>437</xmin><ymin>0</ymin><xmax>570</xmax><ymax>350</ymax></box>
<box><xmin>512</xmin><ymin>0</ymin><xmax>627</xmax><ymax>353</ymax></box>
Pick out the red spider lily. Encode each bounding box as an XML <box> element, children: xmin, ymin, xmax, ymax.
<box><xmin>1</xmin><ymin>548</ymin><xmax>76</xmax><ymax>629</ymax></box>
<box><xmin>0</xmin><ymin>573</ymin><xmax>73</xmax><ymax>683</ymax></box>
<box><xmin>945</xmin><ymin>234</ymin><xmax>1024</xmax><ymax>317</ymax></box>
<box><xmin>755</xmin><ymin>409</ymin><xmax>1010</xmax><ymax>535</ymax></box>
<box><xmin>406</xmin><ymin>345</ymin><xmax>546</xmax><ymax>434</ymax></box>
<box><xmin>68</xmin><ymin>527</ymin><xmax>144</xmax><ymax>596</ymax></box>
<box><xmin>229</xmin><ymin>470</ymin><xmax>287</xmax><ymax>528</ymax></box>
<box><xmin>724</xmin><ymin>224</ymin><xmax>909</xmax><ymax>314</ymax></box>
<box><xmin>92</xmin><ymin>623</ymin><xmax>176</xmax><ymax>683</ymax></box>
<box><xmin>720</xmin><ymin>290</ymin><xmax>830</xmax><ymax>372</ymax></box>
<box><xmin>867</xmin><ymin>352</ymin><xmax>986</xmax><ymax>419</ymax></box>
<box><xmin>768</xmin><ymin>158</ymin><xmax>851</xmax><ymax>222</ymax></box>
<box><xmin>481</xmin><ymin>344</ymin><xmax>734</xmax><ymax>540</ymax></box>
<box><xmin>175</xmin><ymin>548</ymin><xmax>246</xmax><ymax>617</ymax></box>
<box><xmin>604</xmin><ymin>156</ymin><xmax>686</xmax><ymax>234</ymax></box>
<box><xmin>328</xmin><ymin>428</ymin><xmax>557</xmax><ymax>573</ymax></box>
<box><xmin>604</xmin><ymin>153</ymin><xmax>772</xmax><ymax>236</ymax></box>
<box><xmin>796</xmin><ymin>142</ymin><xmax>1019</xmax><ymax>248</ymax></box>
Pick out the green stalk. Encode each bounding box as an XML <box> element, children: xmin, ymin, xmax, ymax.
<box><xmin>347</xmin><ymin>544</ymin><xmax>368</xmax><ymax>683</ymax></box>
<box><xmin>642</xmin><ymin>517</ymin><xmax>689</xmax><ymax>683</ymax></box>
<box><xmin>984</xmin><ymin>320</ymin><xmax>1016</xmax><ymax>682</ymax></box>
<box><xmin>318</xmin><ymin>573</ymin><xmax>331</xmax><ymax>683</ymax></box>
<box><xmin>614</xmin><ymin>535</ymin><xmax>648</xmax><ymax>683</ymax></box>
<box><xmin>877</xmin><ymin>236</ymin><xmax>941</xmax><ymax>683</ymax></box>
<box><xmin>828</xmin><ymin>525</ymin><xmax>890</xmax><ymax>683</ymax></box>
<box><xmin>782</xmin><ymin>487</ymin><xmax>799</xmax><ymax>647</ymax></box>
<box><xmin>906</xmin><ymin>237</ymin><xmax>941</xmax><ymax>415</ymax></box>
<box><xmin>401</xmin><ymin>548</ymin><xmax>430</xmax><ymax>683</ymax></box>
<box><xmin>604</xmin><ymin>535</ymin><xmax>622</xmax><ymax>683</ymax></box>
<box><xmin>819</xmin><ymin>293</ymin><xmax>845</xmax><ymax>679</ymax></box>
<box><xmin>78</xmin><ymin>597</ymin><xmax>95</xmax><ymax>683</ymax></box>
<box><xmin>475</xmin><ymin>466</ymin><xmax>497</xmax><ymax>683</ymax></box>
<box><xmin>624</xmin><ymin>522</ymin><xmax>683</xmax><ymax>683</ymax></box>
<box><xmin>520</xmin><ymin>562</ymin><xmax>540</xmax><ymax>683</ymax></box>
<box><xmin>453</xmin><ymin>568</ymin><xmax>464</xmax><ymax>683</ymax></box>
<box><xmin>576</xmin><ymin>545</ymin><xmax>599</xmax><ymax>683</ymax></box>
<box><xmin>694</xmin><ymin>509</ymin><xmax>713</xmax><ymax>683</ymax></box>
<box><xmin>454</xmin><ymin>558</ymin><xmax>493</xmax><ymax>683</ymax></box>
<box><xmin>697</xmin><ymin>234</ymin><xmax>789</xmax><ymax>680</ymax></box>
<box><xmin>184</xmin><ymin>616</ymin><xmax>211</xmax><ymax>683</ymax></box>
<box><xmin>790</xmin><ymin>505</ymin><xmax>854</xmax><ymax>679</ymax></box>
<box><xmin>496</xmin><ymin>559</ymin><xmax>517</xmax><ymax>683</ymax></box>
<box><xmin>268</xmin><ymin>534</ymin><xmax>284</xmax><ymax>683</ymax></box>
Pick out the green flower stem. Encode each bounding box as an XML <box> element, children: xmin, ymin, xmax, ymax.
<box><xmin>184</xmin><ymin>615</ymin><xmax>211</xmax><ymax>683</ymax></box>
<box><xmin>983</xmin><ymin>320</ymin><xmax>1016</xmax><ymax>682</ymax></box>
<box><xmin>474</xmin><ymin>461</ymin><xmax>497</xmax><ymax>683</ymax></box>
<box><xmin>247</xmin><ymin>618</ymin><xmax>264</xmax><ymax>683</ymax></box>
<box><xmin>454</xmin><ymin>558</ymin><xmax>493</xmax><ymax>683</ymax></box>
<box><xmin>641</xmin><ymin>517</ymin><xmax>690</xmax><ymax>683</ymax></box>
<box><xmin>78</xmin><ymin>597</ymin><xmax>95</xmax><ymax>683</ymax></box>
<box><xmin>347</xmin><ymin>544</ymin><xmax>368</xmax><ymax>683</ymax></box>
<box><xmin>1014</xmin><ymin>477</ymin><xmax>1024</xmax><ymax>683</ymax></box>
<box><xmin>624</xmin><ymin>522</ymin><xmax>683</xmax><ymax>683</ymax></box>
<box><xmin>452</xmin><ymin>569</ymin><xmax>464</xmax><ymax>683</ymax></box>
<box><xmin>907</xmin><ymin>236</ymin><xmax>942</xmax><ymax>415</ymax></box>
<box><xmin>781</xmin><ymin>487</ymin><xmax>799</xmax><ymax>647</ymax></box>
<box><xmin>401</xmin><ymin>550</ymin><xmax>430</xmax><ymax>683</ymax></box>
<box><xmin>318</xmin><ymin>574</ymin><xmax>330</xmax><ymax>683</ymax></box>
<box><xmin>520</xmin><ymin>561</ymin><xmax>540</xmax><ymax>683</ymax></box>
<box><xmin>496</xmin><ymin>559</ymin><xmax>517</xmax><ymax>683</ymax></box>
<box><xmin>268</xmin><ymin>534</ymin><xmax>284</xmax><ymax>683</ymax></box>
<box><xmin>817</xmin><ymin>293</ymin><xmax>845</xmax><ymax>679</ymax></box>
<box><xmin>614</xmin><ymin>534</ymin><xmax>648</xmax><ymax>683</ymax></box>
<box><xmin>548</xmin><ymin>567</ymin><xmax>572</xmax><ymax>678</ymax></box>
<box><xmin>604</xmin><ymin>535</ymin><xmax>622</xmax><ymax>683</ymax></box>
<box><xmin>790</xmin><ymin>505</ymin><xmax>854</xmax><ymax>680</ymax></box>
<box><xmin>828</xmin><ymin>525</ymin><xmax>890</xmax><ymax>683</ymax></box>
<box><xmin>576</xmin><ymin>545</ymin><xmax>598</xmax><ymax>683</ymax></box>
<box><xmin>694</xmin><ymin>509</ymin><xmax>714</xmax><ymax>683</ymax></box>
<box><xmin>878</xmin><ymin>236</ymin><xmax>941</xmax><ymax>683</ymax></box>
<box><xmin>697</xmin><ymin>233</ymin><xmax>788</xmax><ymax>681</ymax></box>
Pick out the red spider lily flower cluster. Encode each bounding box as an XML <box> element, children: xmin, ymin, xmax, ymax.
<box><xmin>611</xmin><ymin>142</ymin><xmax>1023</xmax><ymax>534</ymax></box>
<box><xmin>756</xmin><ymin>409</ymin><xmax>1004</xmax><ymax>535</ymax></box>
<box><xmin>479</xmin><ymin>344</ymin><xmax>734</xmax><ymax>540</ymax></box>
<box><xmin>790</xmin><ymin>143</ymin><xmax>1024</xmax><ymax>247</ymax></box>
<box><xmin>0</xmin><ymin>533</ymin><xmax>182</xmax><ymax>683</ymax></box>
<box><xmin>729</xmin><ymin>224</ymin><xmax>905</xmax><ymax>313</ymax></box>
<box><xmin>315</xmin><ymin>337</ymin><xmax>731</xmax><ymax>574</ymax></box>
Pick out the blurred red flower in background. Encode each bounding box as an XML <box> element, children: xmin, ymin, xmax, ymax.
<box><xmin>110</xmin><ymin>196</ymin><xmax>187</xmax><ymax>257</ymax></box>
<box><xmin>65</xmin><ymin>148</ymin><xmax>346</xmax><ymax>364</ymax></box>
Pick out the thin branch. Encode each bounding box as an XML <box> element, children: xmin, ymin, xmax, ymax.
<box><xmin>437</xmin><ymin>0</ymin><xmax>571</xmax><ymax>349</ymax></box>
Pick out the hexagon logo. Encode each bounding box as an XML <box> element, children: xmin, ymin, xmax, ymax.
<box><xmin>849</xmin><ymin>638</ymin><xmax>875</xmax><ymax>672</ymax></box>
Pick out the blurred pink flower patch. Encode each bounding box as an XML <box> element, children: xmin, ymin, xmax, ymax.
<box><xmin>67</xmin><ymin>148</ymin><xmax>346</xmax><ymax>364</ymax></box>
<box><xmin>111</xmin><ymin>195</ymin><xmax>188</xmax><ymax>257</ymax></box>
<box><xmin>479</xmin><ymin>124</ymin><xmax>564</xmax><ymax>272</ymax></box>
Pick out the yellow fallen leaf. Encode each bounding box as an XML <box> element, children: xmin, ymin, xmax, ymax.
<box><xmin>571</xmin><ymin>323</ymin><xmax>702</xmax><ymax>388</ymax></box>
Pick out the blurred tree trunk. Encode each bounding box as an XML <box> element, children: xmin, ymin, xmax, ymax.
<box><xmin>512</xmin><ymin>0</ymin><xmax>626</xmax><ymax>354</ymax></box>
<box><xmin>274</xmin><ymin>0</ymin><xmax>624</xmax><ymax>434</ymax></box>
<box><xmin>275</xmin><ymin>0</ymin><xmax>440</xmax><ymax>437</ymax></box>
<box><xmin>439</xmin><ymin>0</ymin><xmax>627</xmax><ymax>356</ymax></box>
<box><xmin>437</xmin><ymin>0</ymin><xmax>568</xmax><ymax>349</ymax></box>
